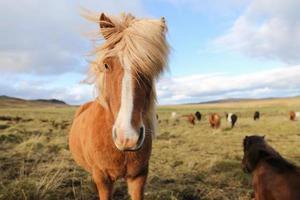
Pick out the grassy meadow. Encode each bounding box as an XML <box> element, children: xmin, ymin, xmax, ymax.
<box><xmin>0</xmin><ymin>97</ymin><xmax>300</xmax><ymax>200</ymax></box>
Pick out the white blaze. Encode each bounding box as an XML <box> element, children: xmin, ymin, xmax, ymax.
<box><xmin>114</xmin><ymin>68</ymin><xmax>138</xmax><ymax>139</ymax></box>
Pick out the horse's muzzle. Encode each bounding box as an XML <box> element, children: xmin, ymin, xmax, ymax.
<box><xmin>112</xmin><ymin>125</ymin><xmax>145</xmax><ymax>151</ymax></box>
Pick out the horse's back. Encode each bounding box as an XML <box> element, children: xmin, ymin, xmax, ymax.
<box><xmin>74</xmin><ymin>101</ymin><xmax>94</xmax><ymax>118</ymax></box>
<box><xmin>254</xmin><ymin>163</ymin><xmax>300</xmax><ymax>200</ymax></box>
<box><xmin>289</xmin><ymin>171</ymin><xmax>300</xmax><ymax>199</ymax></box>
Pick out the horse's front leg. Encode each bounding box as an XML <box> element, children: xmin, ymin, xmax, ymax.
<box><xmin>127</xmin><ymin>169</ymin><xmax>148</xmax><ymax>200</ymax></box>
<box><xmin>92</xmin><ymin>167</ymin><xmax>113</xmax><ymax>200</ymax></box>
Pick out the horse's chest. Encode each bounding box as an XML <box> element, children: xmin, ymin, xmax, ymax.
<box><xmin>92</xmin><ymin>149</ymin><xmax>149</xmax><ymax>180</ymax></box>
<box><xmin>85</xmin><ymin>126</ymin><xmax>151</xmax><ymax>180</ymax></box>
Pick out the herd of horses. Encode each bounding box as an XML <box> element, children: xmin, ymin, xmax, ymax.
<box><xmin>168</xmin><ymin>110</ymin><xmax>300</xmax><ymax>129</ymax></box>
<box><xmin>168</xmin><ymin>111</ymin><xmax>240</xmax><ymax>128</ymax></box>
<box><xmin>68</xmin><ymin>13</ymin><xmax>300</xmax><ymax>200</ymax></box>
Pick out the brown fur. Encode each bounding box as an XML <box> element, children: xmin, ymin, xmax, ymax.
<box><xmin>208</xmin><ymin>113</ymin><xmax>221</xmax><ymax>129</ymax></box>
<box><xmin>289</xmin><ymin>111</ymin><xmax>296</xmax><ymax>121</ymax></box>
<box><xmin>69</xmin><ymin>13</ymin><xmax>169</xmax><ymax>200</ymax></box>
<box><xmin>188</xmin><ymin>114</ymin><xmax>195</xmax><ymax>125</ymax></box>
<box><xmin>242</xmin><ymin>135</ymin><xmax>300</xmax><ymax>200</ymax></box>
<box><xmin>181</xmin><ymin>114</ymin><xmax>195</xmax><ymax>125</ymax></box>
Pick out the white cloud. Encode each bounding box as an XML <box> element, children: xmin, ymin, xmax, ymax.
<box><xmin>0</xmin><ymin>0</ymin><xmax>146</xmax><ymax>75</ymax></box>
<box><xmin>0</xmin><ymin>78</ymin><xmax>94</xmax><ymax>105</ymax></box>
<box><xmin>157</xmin><ymin>65</ymin><xmax>300</xmax><ymax>104</ymax></box>
<box><xmin>215</xmin><ymin>0</ymin><xmax>300</xmax><ymax>64</ymax></box>
<box><xmin>1</xmin><ymin>66</ymin><xmax>300</xmax><ymax>105</ymax></box>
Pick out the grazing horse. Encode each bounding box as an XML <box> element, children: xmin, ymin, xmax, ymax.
<box><xmin>69</xmin><ymin>13</ymin><xmax>169</xmax><ymax>200</ymax></box>
<box><xmin>188</xmin><ymin>114</ymin><xmax>195</xmax><ymax>125</ymax></box>
<box><xmin>208</xmin><ymin>113</ymin><xmax>221</xmax><ymax>129</ymax></box>
<box><xmin>180</xmin><ymin>114</ymin><xmax>195</xmax><ymax>125</ymax></box>
<box><xmin>289</xmin><ymin>111</ymin><xmax>300</xmax><ymax>121</ymax></box>
<box><xmin>242</xmin><ymin>135</ymin><xmax>300</xmax><ymax>200</ymax></box>
<box><xmin>195</xmin><ymin>111</ymin><xmax>202</xmax><ymax>121</ymax></box>
<box><xmin>225</xmin><ymin>113</ymin><xmax>238</xmax><ymax>128</ymax></box>
<box><xmin>254</xmin><ymin>111</ymin><xmax>260</xmax><ymax>121</ymax></box>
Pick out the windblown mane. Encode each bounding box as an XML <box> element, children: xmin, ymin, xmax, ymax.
<box><xmin>83</xmin><ymin>12</ymin><xmax>169</xmax><ymax>136</ymax></box>
<box><xmin>244</xmin><ymin>136</ymin><xmax>298</xmax><ymax>173</ymax></box>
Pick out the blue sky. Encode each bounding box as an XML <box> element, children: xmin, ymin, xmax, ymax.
<box><xmin>1</xmin><ymin>0</ymin><xmax>300</xmax><ymax>105</ymax></box>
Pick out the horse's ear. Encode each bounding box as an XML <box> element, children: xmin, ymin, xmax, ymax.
<box><xmin>244</xmin><ymin>136</ymin><xmax>249</xmax><ymax>143</ymax></box>
<box><xmin>99</xmin><ymin>13</ymin><xmax>114</xmax><ymax>39</ymax></box>
<box><xmin>160</xmin><ymin>17</ymin><xmax>167</xmax><ymax>32</ymax></box>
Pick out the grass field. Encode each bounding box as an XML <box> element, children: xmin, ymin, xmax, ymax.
<box><xmin>0</xmin><ymin>97</ymin><xmax>300</xmax><ymax>200</ymax></box>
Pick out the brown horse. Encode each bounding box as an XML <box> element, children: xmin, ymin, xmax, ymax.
<box><xmin>289</xmin><ymin>111</ymin><xmax>296</xmax><ymax>121</ymax></box>
<box><xmin>188</xmin><ymin>114</ymin><xmax>196</xmax><ymax>125</ymax></box>
<box><xmin>289</xmin><ymin>111</ymin><xmax>300</xmax><ymax>121</ymax></box>
<box><xmin>208</xmin><ymin>113</ymin><xmax>221</xmax><ymax>128</ymax></box>
<box><xmin>242</xmin><ymin>135</ymin><xmax>300</xmax><ymax>200</ymax></box>
<box><xmin>69</xmin><ymin>13</ymin><xmax>169</xmax><ymax>200</ymax></box>
<box><xmin>181</xmin><ymin>114</ymin><xmax>195</xmax><ymax>125</ymax></box>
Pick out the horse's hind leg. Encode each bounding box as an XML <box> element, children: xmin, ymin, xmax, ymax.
<box><xmin>92</xmin><ymin>168</ymin><xmax>113</xmax><ymax>200</ymax></box>
<box><xmin>127</xmin><ymin>171</ymin><xmax>148</xmax><ymax>200</ymax></box>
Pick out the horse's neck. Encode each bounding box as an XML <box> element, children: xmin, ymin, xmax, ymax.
<box><xmin>253</xmin><ymin>161</ymin><xmax>273</xmax><ymax>181</ymax></box>
<box><xmin>93</xmin><ymin>100</ymin><xmax>115</xmax><ymax>126</ymax></box>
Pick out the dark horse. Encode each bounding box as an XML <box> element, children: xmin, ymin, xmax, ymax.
<box><xmin>195</xmin><ymin>111</ymin><xmax>202</xmax><ymax>121</ymax></box>
<box><xmin>242</xmin><ymin>135</ymin><xmax>300</xmax><ymax>200</ymax></box>
<box><xmin>254</xmin><ymin>111</ymin><xmax>260</xmax><ymax>120</ymax></box>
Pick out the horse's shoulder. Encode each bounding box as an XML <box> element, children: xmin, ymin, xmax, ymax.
<box><xmin>74</xmin><ymin>101</ymin><xmax>95</xmax><ymax>118</ymax></box>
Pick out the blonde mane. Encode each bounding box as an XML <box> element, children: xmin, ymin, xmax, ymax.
<box><xmin>84</xmin><ymin>12</ymin><xmax>169</xmax><ymax>136</ymax></box>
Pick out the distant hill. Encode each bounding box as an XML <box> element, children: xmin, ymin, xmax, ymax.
<box><xmin>0</xmin><ymin>95</ymin><xmax>68</xmax><ymax>108</ymax></box>
<box><xmin>32</xmin><ymin>99</ymin><xmax>66</xmax><ymax>105</ymax></box>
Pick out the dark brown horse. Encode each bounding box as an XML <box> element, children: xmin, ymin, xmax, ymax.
<box><xmin>69</xmin><ymin>13</ymin><xmax>169</xmax><ymax>200</ymax></box>
<box><xmin>195</xmin><ymin>111</ymin><xmax>202</xmax><ymax>121</ymax></box>
<box><xmin>208</xmin><ymin>113</ymin><xmax>221</xmax><ymax>129</ymax></box>
<box><xmin>242</xmin><ymin>135</ymin><xmax>300</xmax><ymax>200</ymax></box>
<box><xmin>254</xmin><ymin>111</ymin><xmax>260</xmax><ymax>121</ymax></box>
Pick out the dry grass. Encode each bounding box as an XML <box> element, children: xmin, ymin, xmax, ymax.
<box><xmin>0</xmin><ymin>98</ymin><xmax>300</xmax><ymax>200</ymax></box>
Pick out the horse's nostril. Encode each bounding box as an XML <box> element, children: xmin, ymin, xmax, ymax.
<box><xmin>139</xmin><ymin>126</ymin><xmax>144</xmax><ymax>135</ymax></box>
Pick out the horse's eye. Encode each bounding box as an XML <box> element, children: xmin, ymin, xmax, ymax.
<box><xmin>104</xmin><ymin>63</ymin><xmax>110</xmax><ymax>70</ymax></box>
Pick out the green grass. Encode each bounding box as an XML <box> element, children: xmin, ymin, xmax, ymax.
<box><xmin>0</xmin><ymin>98</ymin><xmax>300</xmax><ymax>200</ymax></box>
